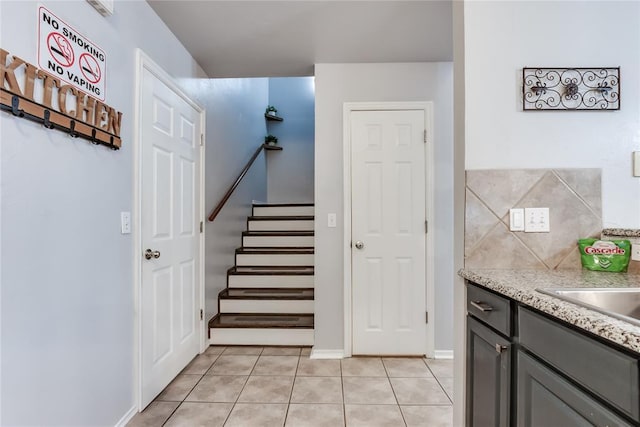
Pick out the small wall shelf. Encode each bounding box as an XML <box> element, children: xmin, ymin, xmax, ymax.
<box><xmin>265</xmin><ymin>113</ymin><xmax>283</xmax><ymax>122</ymax></box>
<box><xmin>263</xmin><ymin>143</ymin><xmax>282</xmax><ymax>151</ymax></box>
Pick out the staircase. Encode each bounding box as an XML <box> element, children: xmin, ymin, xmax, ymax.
<box><xmin>209</xmin><ymin>203</ymin><xmax>315</xmax><ymax>346</ymax></box>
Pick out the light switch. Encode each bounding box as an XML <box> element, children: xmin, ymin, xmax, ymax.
<box><xmin>524</xmin><ymin>208</ymin><xmax>550</xmax><ymax>233</ymax></box>
<box><xmin>121</xmin><ymin>212</ymin><xmax>131</xmax><ymax>234</ymax></box>
<box><xmin>509</xmin><ymin>208</ymin><xmax>525</xmax><ymax>231</ymax></box>
<box><xmin>327</xmin><ymin>213</ymin><xmax>337</xmax><ymax>228</ymax></box>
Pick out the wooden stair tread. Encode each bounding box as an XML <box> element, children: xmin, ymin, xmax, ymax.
<box><xmin>248</xmin><ymin>215</ymin><xmax>314</xmax><ymax>221</ymax></box>
<box><xmin>219</xmin><ymin>288</ymin><xmax>314</xmax><ymax>300</ymax></box>
<box><xmin>253</xmin><ymin>203</ymin><xmax>314</xmax><ymax>207</ymax></box>
<box><xmin>228</xmin><ymin>266</ymin><xmax>314</xmax><ymax>275</ymax></box>
<box><xmin>236</xmin><ymin>247</ymin><xmax>314</xmax><ymax>254</ymax></box>
<box><xmin>242</xmin><ymin>231</ymin><xmax>314</xmax><ymax>236</ymax></box>
<box><xmin>209</xmin><ymin>313</ymin><xmax>314</xmax><ymax>329</ymax></box>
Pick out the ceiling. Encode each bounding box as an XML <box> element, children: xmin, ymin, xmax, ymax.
<box><xmin>146</xmin><ymin>1</ymin><xmax>453</xmax><ymax>78</ymax></box>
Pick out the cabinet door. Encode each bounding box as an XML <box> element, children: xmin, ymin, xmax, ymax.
<box><xmin>517</xmin><ymin>351</ymin><xmax>633</xmax><ymax>427</ymax></box>
<box><xmin>466</xmin><ymin>316</ymin><xmax>511</xmax><ymax>427</ymax></box>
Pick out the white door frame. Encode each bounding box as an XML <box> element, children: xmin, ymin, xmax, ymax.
<box><xmin>132</xmin><ymin>49</ymin><xmax>206</xmax><ymax>410</ymax></box>
<box><xmin>343</xmin><ymin>101</ymin><xmax>435</xmax><ymax>358</ymax></box>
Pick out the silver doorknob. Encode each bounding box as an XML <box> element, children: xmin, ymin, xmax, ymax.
<box><xmin>354</xmin><ymin>241</ymin><xmax>364</xmax><ymax>250</ymax></box>
<box><xmin>145</xmin><ymin>249</ymin><xmax>161</xmax><ymax>260</ymax></box>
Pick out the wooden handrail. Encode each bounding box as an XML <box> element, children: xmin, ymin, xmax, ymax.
<box><xmin>208</xmin><ymin>143</ymin><xmax>279</xmax><ymax>222</ymax></box>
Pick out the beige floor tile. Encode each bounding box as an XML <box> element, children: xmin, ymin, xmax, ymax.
<box><xmin>252</xmin><ymin>355</ymin><xmax>299</xmax><ymax>375</ymax></box>
<box><xmin>401</xmin><ymin>405</ymin><xmax>453</xmax><ymax>427</ymax></box>
<box><xmin>180</xmin><ymin>353</ymin><xmax>219</xmax><ymax>375</ymax></box>
<box><xmin>390</xmin><ymin>377</ymin><xmax>451</xmax><ymax>405</ymax></box>
<box><xmin>262</xmin><ymin>346</ymin><xmax>302</xmax><ymax>356</ymax></box>
<box><xmin>300</xmin><ymin>347</ymin><xmax>312</xmax><ymax>356</ymax></box>
<box><xmin>425</xmin><ymin>359</ymin><xmax>454</xmax><ymax>378</ymax></box>
<box><xmin>344</xmin><ymin>404</ymin><xmax>404</xmax><ymax>427</ymax></box>
<box><xmin>238</xmin><ymin>375</ymin><xmax>295</xmax><ymax>403</ymax></box>
<box><xmin>285</xmin><ymin>403</ymin><xmax>345</xmax><ymax>427</ymax></box>
<box><xmin>382</xmin><ymin>358</ymin><xmax>433</xmax><ymax>378</ymax></box>
<box><xmin>185</xmin><ymin>375</ymin><xmax>247</xmax><ymax>402</ymax></box>
<box><xmin>439</xmin><ymin>377</ymin><xmax>454</xmax><ymax>401</ymax></box>
<box><xmin>163</xmin><ymin>402</ymin><xmax>232</xmax><ymax>427</ymax></box>
<box><xmin>222</xmin><ymin>346</ymin><xmax>263</xmax><ymax>355</ymax></box>
<box><xmin>291</xmin><ymin>376</ymin><xmax>343</xmax><ymax>404</ymax></box>
<box><xmin>126</xmin><ymin>401</ymin><xmax>179</xmax><ymax>427</ymax></box>
<box><xmin>341</xmin><ymin>357</ymin><xmax>386</xmax><ymax>377</ymax></box>
<box><xmin>296</xmin><ymin>358</ymin><xmax>341</xmax><ymax>377</ymax></box>
<box><xmin>208</xmin><ymin>355</ymin><xmax>258</xmax><ymax>375</ymax></box>
<box><xmin>225</xmin><ymin>403</ymin><xmax>287</xmax><ymax>427</ymax></box>
<box><xmin>343</xmin><ymin>377</ymin><xmax>396</xmax><ymax>404</ymax></box>
<box><xmin>156</xmin><ymin>375</ymin><xmax>201</xmax><ymax>402</ymax></box>
<box><xmin>204</xmin><ymin>345</ymin><xmax>226</xmax><ymax>355</ymax></box>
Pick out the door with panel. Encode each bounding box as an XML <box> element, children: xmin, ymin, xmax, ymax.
<box><xmin>140</xmin><ymin>66</ymin><xmax>202</xmax><ymax>407</ymax></box>
<box><xmin>350</xmin><ymin>109</ymin><xmax>427</xmax><ymax>355</ymax></box>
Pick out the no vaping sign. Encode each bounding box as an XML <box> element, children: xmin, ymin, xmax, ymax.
<box><xmin>38</xmin><ymin>5</ymin><xmax>106</xmax><ymax>101</ymax></box>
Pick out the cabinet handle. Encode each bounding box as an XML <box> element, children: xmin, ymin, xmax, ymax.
<box><xmin>470</xmin><ymin>300</ymin><xmax>493</xmax><ymax>312</ymax></box>
<box><xmin>495</xmin><ymin>344</ymin><xmax>508</xmax><ymax>354</ymax></box>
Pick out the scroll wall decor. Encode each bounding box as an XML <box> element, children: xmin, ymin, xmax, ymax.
<box><xmin>0</xmin><ymin>48</ymin><xmax>122</xmax><ymax>149</ymax></box>
<box><xmin>523</xmin><ymin>67</ymin><xmax>620</xmax><ymax>111</ymax></box>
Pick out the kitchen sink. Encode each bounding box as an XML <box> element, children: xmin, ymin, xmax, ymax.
<box><xmin>536</xmin><ymin>287</ymin><xmax>640</xmax><ymax>327</ymax></box>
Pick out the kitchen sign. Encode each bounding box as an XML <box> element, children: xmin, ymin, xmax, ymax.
<box><xmin>38</xmin><ymin>5</ymin><xmax>106</xmax><ymax>101</ymax></box>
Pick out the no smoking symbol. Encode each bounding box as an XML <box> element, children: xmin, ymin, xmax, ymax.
<box><xmin>47</xmin><ymin>32</ymin><xmax>74</xmax><ymax>67</ymax></box>
<box><xmin>79</xmin><ymin>53</ymin><xmax>101</xmax><ymax>84</ymax></box>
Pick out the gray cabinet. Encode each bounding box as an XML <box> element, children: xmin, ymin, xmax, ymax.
<box><xmin>466</xmin><ymin>283</ymin><xmax>513</xmax><ymax>427</ymax></box>
<box><xmin>517</xmin><ymin>350</ymin><xmax>632</xmax><ymax>427</ymax></box>
<box><xmin>467</xmin><ymin>316</ymin><xmax>511</xmax><ymax>427</ymax></box>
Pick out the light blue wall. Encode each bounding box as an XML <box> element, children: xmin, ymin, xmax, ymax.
<box><xmin>0</xmin><ymin>1</ymin><xmax>269</xmax><ymax>425</ymax></box>
<box><xmin>266</xmin><ymin>77</ymin><xmax>315</xmax><ymax>203</ymax></box>
<box><xmin>194</xmin><ymin>78</ymin><xmax>269</xmax><ymax>319</ymax></box>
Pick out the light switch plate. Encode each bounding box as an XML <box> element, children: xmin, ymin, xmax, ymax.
<box><xmin>633</xmin><ymin>151</ymin><xmax>640</xmax><ymax>177</ymax></box>
<box><xmin>524</xmin><ymin>207</ymin><xmax>550</xmax><ymax>233</ymax></box>
<box><xmin>509</xmin><ymin>208</ymin><xmax>525</xmax><ymax>231</ymax></box>
<box><xmin>328</xmin><ymin>213</ymin><xmax>337</xmax><ymax>228</ymax></box>
<box><xmin>120</xmin><ymin>212</ymin><xmax>131</xmax><ymax>234</ymax></box>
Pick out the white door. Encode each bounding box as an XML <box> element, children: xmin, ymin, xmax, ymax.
<box><xmin>351</xmin><ymin>110</ymin><xmax>426</xmax><ymax>355</ymax></box>
<box><xmin>140</xmin><ymin>66</ymin><xmax>201</xmax><ymax>407</ymax></box>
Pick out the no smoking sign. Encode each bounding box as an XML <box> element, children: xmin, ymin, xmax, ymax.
<box><xmin>38</xmin><ymin>5</ymin><xmax>106</xmax><ymax>101</ymax></box>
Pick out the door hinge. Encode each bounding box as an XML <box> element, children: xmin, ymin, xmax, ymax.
<box><xmin>200</xmin><ymin>221</ymin><xmax>203</xmax><ymax>233</ymax></box>
<box><xmin>200</xmin><ymin>309</ymin><xmax>203</xmax><ymax>320</ymax></box>
<box><xmin>426</xmin><ymin>312</ymin><xmax>429</xmax><ymax>323</ymax></box>
<box><xmin>423</xmin><ymin>129</ymin><xmax>427</xmax><ymax>143</ymax></box>
<box><xmin>425</xmin><ymin>220</ymin><xmax>428</xmax><ymax>233</ymax></box>
<box><xmin>200</xmin><ymin>134</ymin><xmax>204</xmax><ymax>146</ymax></box>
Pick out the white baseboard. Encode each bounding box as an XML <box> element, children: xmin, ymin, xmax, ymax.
<box><xmin>434</xmin><ymin>350</ymin><xmax>454</xmax><ymax>359</ymax></box>
<box><xmin>114</xmin><ymin>405</ymin><xmax>137</xmax><ymax>427</ymax></box>
<box><xmin>310</xmin><ymin>349</ymin><xmax>345</xmax><ymax>359</ymax></box>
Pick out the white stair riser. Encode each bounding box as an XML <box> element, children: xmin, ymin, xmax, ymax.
<box><xmin>243</xmin><ymin>235</ymin><xmax>314</xmax><ymax>248</ymax></box>
<box><xmin>220</xmin><ymin>300</ymin><xmax>314</xmax><ymax>314</ymax></box>
<box><xmin>236</xmin><ymin>254</ymin><xmax>313</xmax><ymax>266</ymax></box>
<box><xmin>253</xmin><ymin>206</ymin><xmax>314</xmax><ymax>216</ymax></box>
<box><xmin>228</xmin><ymin>275</ymin><xmax>314</xmax><ymax>288</ymax></box>
<box><xmin>248</xmin><ymin>220</ymin><xmax>314</xmax><ymax>231</ymax></box>
<box><xmin>210</xmin><ymin>328</ymin><xmax>314</xmax><ymax>346</ymax></box>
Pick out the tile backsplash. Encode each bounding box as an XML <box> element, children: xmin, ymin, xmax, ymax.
<box><xmin>465</xmin><ymin>169</ymin><xmax>602</xmax><ymax>270</ymax></box>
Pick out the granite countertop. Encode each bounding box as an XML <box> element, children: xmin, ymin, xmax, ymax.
<box><xmin>602</xmin><ymin>228</ymin><xmax>640</xmax><ymax>238</ymax></box>
<box><xmin>459</xmin><ymin>268</ymin><xmax>640</xmax><ymax>354</ymax></box>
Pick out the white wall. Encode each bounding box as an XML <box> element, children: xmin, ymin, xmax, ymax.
<box><xmin>0</xmin><ymin>1</ymin><xmax>268</xmax><ymax>425</ymax></box>
<box><xmin>314</xmin><ymin>62</ymin><xmax>454</xmax><ymax>352</ymax></box>
<box><xmin>267</xmin><ymin>77</ymin><xmax>315</xmax><ymax>203</ymax></box>
<box><xmin>465</xmin><ymin>0</ymin><xmax>640</xmax><ymax>228</ymax></box>
<box><xmin>194</xmin><ymin>78</ymin><xmax>269</xmax><ymax>319</ymax></box>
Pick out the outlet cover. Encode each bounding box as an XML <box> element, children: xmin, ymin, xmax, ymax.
<box><xmin>524</xmin><ymin>208</ymin><xmax>550</xmax><ymax>233</ymax></box>
<box><xmin>632</xmin><ymin>244</ymin><xmax>640</xmax><ymax>262</ymax></box>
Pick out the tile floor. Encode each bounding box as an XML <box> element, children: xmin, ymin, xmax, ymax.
<box><xmin>127</xmin><ymin>346</ymin><xmax>453</xmax><ymax>427</ymax></box>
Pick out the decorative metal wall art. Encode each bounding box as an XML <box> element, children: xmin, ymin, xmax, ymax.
<box><xmin>523</xmin><ymin>67</ymin><xmax>620</xmax><ymax>111</ymax></box>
